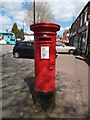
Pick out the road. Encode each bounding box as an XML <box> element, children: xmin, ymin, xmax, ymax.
<box><xmin>0</xmin><ymin>45</ymin><xmax>14</xmax><ymax>54</ymax></box>
<box><xmin>1</xmin><ymin>53</ymin><xmax>89</xmax><ymax>118</ymax></box>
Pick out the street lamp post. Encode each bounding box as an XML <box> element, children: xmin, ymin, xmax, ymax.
<box><xmin>23</xmin><ymin>20</ymin><xmax>24</xmax><ymax>40</ymax></box>
<box><xmin>33</xmin><ymin>0</ymin><xmax>35</xmax><ymax>24</ymax></box>
<box><xmin>23</xmin><ymin>20</ymin><xmax>24</xmax><ymax>33</ymax></box>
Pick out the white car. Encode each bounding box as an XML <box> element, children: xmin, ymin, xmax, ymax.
<box><xmin>0</xmin><ymin>39</ymin><xmax>7</xmax><ymax>44</ymax></box>
<box><xmin>56</xmin><ymin>41</ymin><xmax>76</xmax><ymax>54</ymax></box>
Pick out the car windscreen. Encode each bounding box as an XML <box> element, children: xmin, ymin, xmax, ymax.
<box><xmin>20</xmin><ymin>42</ymin><xmax>34</xmax><ymax>47</ymax></box>
<box><xmin>56</xmin><ymin>42</ymin><xmax>65</xmax><ymax>47</ymax></box>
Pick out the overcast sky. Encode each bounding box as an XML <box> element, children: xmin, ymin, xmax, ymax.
<box><xmin>0</xmin><ymin>0</ymin><xmax>89</xmax><ymax>35</ymax></box>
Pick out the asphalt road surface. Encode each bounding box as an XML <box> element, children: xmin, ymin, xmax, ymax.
<box><xmin>0</xmin><ymin>45</ymin><xmax>14</xmax><ymax>54</ymax></box>
<box><xmin>1</xmin><ymin>53</ymin><xmax>89</xmax><ymax>118</ymax></box>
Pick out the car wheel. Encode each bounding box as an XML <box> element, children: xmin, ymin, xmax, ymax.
<box><xmin>69</xmin><ymin>49</ymin><xmax>75</xmax><ymax>54</ymax></box>
<box><xmin>14</xmin><ymin>52</ymin><xmax>19</xmax><ymax>58</ymax></box>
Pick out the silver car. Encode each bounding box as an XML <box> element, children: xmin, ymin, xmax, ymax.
<box><xmin>56</xmin><ymin>41</ymin><xmax>76</xmax><ymax>54</ymax></box>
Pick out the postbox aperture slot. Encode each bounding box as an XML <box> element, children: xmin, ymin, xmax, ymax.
<box><xmin>38</xmin><ymin>41</ymin><xmax>52</xmax><ymax>44</ymax></box>
<box><xmin>39</xmin><ymin>38</ymin><xmax>51</xmax><ymax>41</ymax></box>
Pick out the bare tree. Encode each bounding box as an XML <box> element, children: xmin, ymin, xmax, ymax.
<box><xmin>25</xmin><ymin>0</ymin><xmax>54</xmax><ymax>26</ymax></box>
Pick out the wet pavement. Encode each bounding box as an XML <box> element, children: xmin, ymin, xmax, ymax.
<box><xmin>1</xmin><ymin>53</ymin><xmax>89</xmax><ymax>119</ymax></box>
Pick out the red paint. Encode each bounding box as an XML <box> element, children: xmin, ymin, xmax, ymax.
<box><xmin>30</xmin><ymin>23</ymin><xmax>60</xmax><ymax>92</ymax></box>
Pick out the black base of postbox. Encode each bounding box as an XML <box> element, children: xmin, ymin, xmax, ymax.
<box><xmin>33</xmin><ymin>90</ymin><xmax>55</xmax><ymax>111</ymax></box>
<box><xmin>24</xmin><ymin>76</ymin><xmax>55</xmax><ymax>111</ymax></box>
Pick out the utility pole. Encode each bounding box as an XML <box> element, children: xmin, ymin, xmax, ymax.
<box><xmin>23</xmin><ymin>20</ymin><xmax>24</xmax><ymax>40</ymax></box>
<box><xmin>33</xmin><ymin>0</ymin><xmax>35</xmax><ymax>24</ymax></box>
<box><xmin>23</xmin><ymin>20</ymin><xmax>24</xmax><ymax>33</ymax></box>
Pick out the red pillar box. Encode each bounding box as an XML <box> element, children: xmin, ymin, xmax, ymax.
<box><xmin>30</xmin><ymin>23</ymin><xmax>60</xmax><ymax>93</ymax></box>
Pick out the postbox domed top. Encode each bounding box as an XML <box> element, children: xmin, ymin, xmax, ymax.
<box><xmin>30</xmin><ymin>22</ymin><xmax>60</xmax><ymax>33</ymax></box>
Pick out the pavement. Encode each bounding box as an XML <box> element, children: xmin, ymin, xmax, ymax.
<box><xmin>56</xmin><ymin>54</ymin><xmax>88</xmax><ymax>118</ymax></box>
<box><xmin>1</xmin><ymin>53</ymin><xmax>89</xmax><ymax>119</ymax></box>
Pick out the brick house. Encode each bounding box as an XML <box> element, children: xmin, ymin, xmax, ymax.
<box><xmin>69</xmin><ymin>1</ymin><xmax>90</xmax><ymax>57</ymax></box>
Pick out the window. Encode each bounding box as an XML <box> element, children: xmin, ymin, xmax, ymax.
<box><xmin>80</xmin><ymin>16</ymin><xmax>82</xmax><ymax>27</ymax></box>
<box><xmin>11</xmin><ymin>38</ymin><xmax>15</xmax><ymax>41</ymax></box>
<box><xmin>21</xmin><ymin>42</ymin><xmax>27</xmax><ymax>47</ymax></box>
<box><xmin>84</xmin><ymin>11</ymin><xmax>87</xmax><ymax>23</ymax></box>
<box><xmin>0</xmin><ymin>34</ymin><xmax>2</xmax><ymax>40</ymax></box>
<box><xmin>73</xmin><ymin>36</ymin><xmax>78</xmax><ymax>48</ymax></box>
<box><xmin>77</xmin><ymin>19</ymin><xmax>79</xmax><ymax>28</ymax></box>
<box><xmin>56</xmin><ymin>42</ymin><xmax>65</xmax><ymax>47</ymax></box>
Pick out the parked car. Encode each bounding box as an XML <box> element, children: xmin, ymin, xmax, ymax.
<box><xmin>13</xmin><ymin>41</ymin><xmax>34</xmax><ymax>58</ymax></box>
<box><xmin>13</xmin><ymin>41</ymin><xmax>58</xmax><ymax>59</ymax></box>
<box><xmin>56</xmin><ymin>41</ymin><xmax>76</xmax><ymax>54</ymax></box>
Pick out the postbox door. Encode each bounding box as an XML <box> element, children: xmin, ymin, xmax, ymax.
<box><xmin>35</xmin><ymin>42</ymin><xmax>55</xmax><ymax>92</ymax></box>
